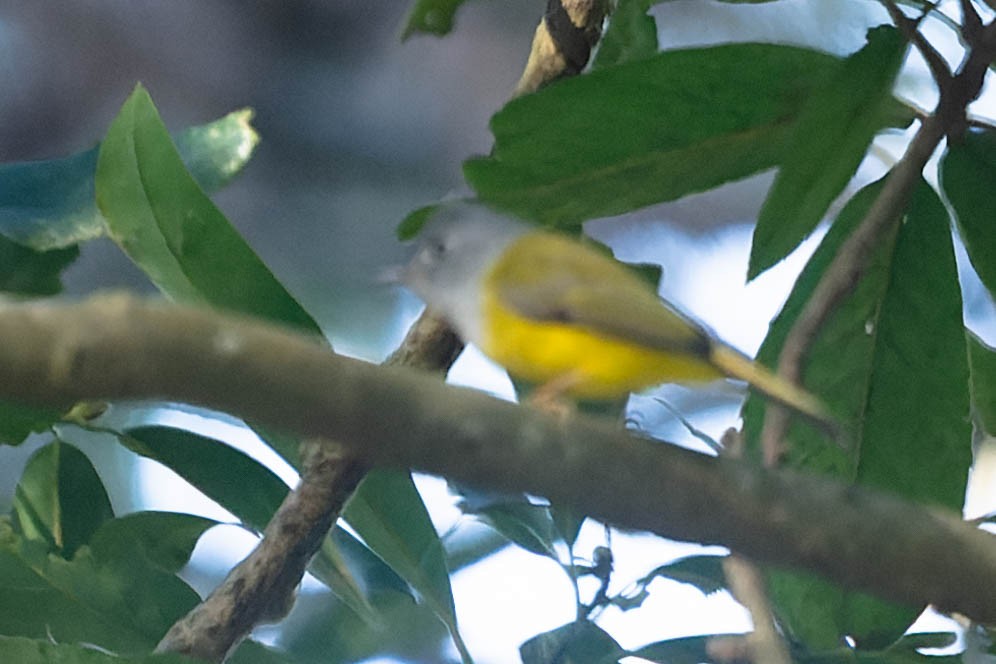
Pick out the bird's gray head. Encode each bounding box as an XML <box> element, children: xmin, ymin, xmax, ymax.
<box><xmin>403</xmin><ymin>202</ymin><xmax>525</xmax><ymax>341</ymax></box>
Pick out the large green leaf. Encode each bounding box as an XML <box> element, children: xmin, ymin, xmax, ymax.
<box><xmin>401</xmin><ymin>0</ymin><xmax>471</xmax><ymax>38</ymax></box>
<box><xmin>0</xmin><ymin>635</ymin><xmax>194</xmax><ymax>663</ymax></box>
<box><xmin>0</xmin><ymin>512</ymin><xmax>211</xmax><ymax>654</ymax></box>
<box><xmin>0</xmin><ymin>109</ymin><xmax>257</xmax><ymax>252</ymax></box>
<box><xmin>968</xmin><ymin>333</ymin><xmax>996</xmax><ymax>435</ymax></box>
<box><xmin>464</xmin><ymin>43</ymin><xmax>843</xmax><ymax>230</ymax></box>
<box><xmin>591</xmin><ymin>0</ymin><xmax>657</xmax><ymax>69</ymax></box>
<box><xmin>855</xmin><ymin>182</ymin><xmax>970</xmax><ymax>505</ymax></box>
<box><xmin>742</xmin><ymin>180</ymin><xmax>972</xmax><ymax>648</ymax></box>
<box><xmin>12</xmin><ymin>440</ymin><xmax>113</xmax><ymax>559</ymax></box>
<box><xmin>95</xmin><ymin>85</ymin><xmax>319</xmax><ymax>333</ymax></box>
<box><xmin>749</xmin><ymin>26</ymin><xmax>908</xmax><ymax>280</ymax></box>
<box><xmin>345</xmin><ymin>469</ymin><xmax>468</xmax><ymax>660</ymax></box>
<box><xmin>940</xmin><ymin>129</ymin><xmax>996</xmax><ymax>298</ymax></box>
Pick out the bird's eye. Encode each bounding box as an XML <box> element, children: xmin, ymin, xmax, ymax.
<box><xmin>417</xmin><ymin>239</ymin><xmax>445</xmax><ymax>266</ymax></box>
<box><xmin>428</xmin><ymin>239</ymin><xmax>447</xmax><ymax>257</ymax></box>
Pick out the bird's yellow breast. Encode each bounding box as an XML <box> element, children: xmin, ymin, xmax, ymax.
<box><xmin>478</xmin><ymin>240</ymin><xmax>721</xmax><ymax>399</ymax></box>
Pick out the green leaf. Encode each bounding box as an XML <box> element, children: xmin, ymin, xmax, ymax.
<box><xmin>743</xmin><ymin>180</ymin><xmax>972</xmax><ymax>648</ymax></box>
<box><xmin>610</xmin><ymin>555</ymin><xmax>727</xmax><ymax>613</ymax></box>
<box><xmin>467</xmin><ymin>499</ymin><xmax>559</xmax><ymax>559</ymax></box>
<box><xmin>0</xmin><ymin>513</ymin><xmax>209</xmax><ymax>654</ymax></box>
<box><xmin>744</xmin><ymin>181</ymin><xmax>888</xmax><ymax>474</ymax></box>
<box><xmin>112</xmin><ymin>424</ymin><xmax>380</xmax><ymax>625</ymax></box>
<box><xmin>119</xmin><ymin>426</ymin><xmax>290</xmax><ymax>533</ymax></box>
<box><xmin>0</xmin><ymin>635</ymin><xmax>195</xmax><ymax>663</ymax></box>
<box><xmin>0</xmin><ymin>109</ymin><xmax>258</xmax><ymax>252</ymax></box>
<box><xmin>344</xmin><ymin>469</ymin><xmax>467</xmax><ymax>658</ymax></box>
<box><xmin>749</xmin><ymin>25</ymin><xmax>909</xmax><ymax>280</ymax></box>
<box><xmin>321</xmin><ymin>525</ymin><xmax>410</xmax><ymax>598</ymax></box>
<box><xmin>0</xmin><ymin>237</ymin><xmax>78</xmax><ymax>295</ymax></box>
<box><xmin>520</xmin><ymin>620</ymin><xmax>622</xmax><ymax>664</ymax></box>
<box><xmin>592</xmin><ymin>0</ymin><xmax>657</xmax><ymax>69</ymax></box>
<box><xmin>88</xmin><ymin>511</ymin><xmax>215</xmax><ymax>574</ymax></box>
<box><xmin>644</xmin><ymin>555</ymin><xmax>727</xmax><ymax>596</ymax></box>
<box><xmin>0</xmin><ymin>401</ymin><xmax>61</xmax><ymax>446</ymax></box>
<box><xmin>550</xmin><ymin>504</ymin><xmax>585</xmax><ymax>549</ymax></box>
<box><xmin>171</xmin><ymin>109</ymin><xmax>259</xmax><ymax>193</ymax></box>
<box><xmin>850</xmin><ymin>182</ymin><xmax>969</xmax><ymax>506</ymax></box>
<box><xmin>968</xmin><ymin>333</ymin><xmax>996</xmax><ymax>435</ymax></box>
<box><xmin>397</xmin><ymin>202</ymin><xmax>442</xmax><ymax>240</ymax></box>
<box><xmin>95</xmin><ymin>84</ymin><xmax>319</xmax><ymax>333</ymax></box>
<box><xmin>891</xmin><ymin>631</ymin><xmax>959</xmax><ymax>651</ymax></box>
<box><xmin>276</xmin><ymin>582</ymin><xmax>450</xmax><ymax>663</ymax></box>
<box><xmin>465</xmin><ymin>43</ymin><xmax>844</xmax><ymax>230</ymax></box>
<box><xmin>940</xmin><ymin>129</ymin><xmax>996</xmax><ymax>298</ymax></box>
<box><xmin>401</xmin><ymin>0</ymin><xmax>470</xmax><ymax>39</ymax></box>
<box><xmin>12</xmin><ymin>440</ymin><xmax>113</xmax><ymax>559</ymax></box>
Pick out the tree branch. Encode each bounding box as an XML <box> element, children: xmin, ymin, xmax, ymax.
<box><xmin>721</xmin><ymin>555</ymin><xmax>791</xmax><ymax>664</ymax></box>
<box><xmin>2</xmin><ymin>295</ymin><xmax>995</xmax><ymax>625</ymax></box>
<box><xmin>881</xmin><ymin>0</ymin><xmax>952</xmax><ymax>86</ymax></box>
<box><xmin>514</xmin><ymin>0</ymin><xmax>609</xmax><ymax>97</ymax></box>
<box><xmin>155</xmin><ymin>441</ymin><xmax>369</xmax><ymax>660</ymax></box>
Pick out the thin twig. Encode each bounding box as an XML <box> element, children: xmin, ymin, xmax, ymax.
<box><xmin>882</xmin><ymin>0</ymin><xmax>952</xmax><ymax>85</ymax></box>
<box><xmin>722</xmin><ymin>556</ymin><xmax>792</xmax><ymax>664</ymax></box>
<box><xmin>721</xmin><ymin>429</ymin><xmax>792</xmax><ymax>664</ymax></box>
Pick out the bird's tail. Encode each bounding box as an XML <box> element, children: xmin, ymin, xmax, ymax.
<box><xmin>709</xmin><ymin>344</ymin><xmax>834</xmax><ymax>430</ymax></box>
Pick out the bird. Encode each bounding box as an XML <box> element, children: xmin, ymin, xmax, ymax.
<box><xmin>404</xmin><ymin>202</ymin><xmax>830</xmax><ymax>426</ymax></box>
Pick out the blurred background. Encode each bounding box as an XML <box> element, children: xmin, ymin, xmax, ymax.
<box><xmin>0</xmin><ymin>0</ymin><xmax>542</xmax><ymax>358</ymax></box>
<box><xmin>1</xmin><ymin>1</ymin><xmax>994</xmax><ymax>662</ymax></box>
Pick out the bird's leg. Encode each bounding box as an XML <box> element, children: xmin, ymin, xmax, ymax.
<box><xmin>525</xmin><ymin>371</ymin><xmax>584</xmax><ymax>420</ymax></box>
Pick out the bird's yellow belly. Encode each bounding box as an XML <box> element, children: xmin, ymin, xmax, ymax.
<box><xmin>480</xmin><ymin>296</ymin><xmax>721</xmax><ymax>400</ymax></box>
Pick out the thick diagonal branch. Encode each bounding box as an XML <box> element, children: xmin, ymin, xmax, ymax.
<box><xmin>2</xmin><ymin>295</ymin><xmax>995</xmax><ymax>625</ymax></box>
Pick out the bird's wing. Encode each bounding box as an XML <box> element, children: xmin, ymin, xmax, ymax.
<box><xmin>492</xmin><ymin>233</ymin><xmax>711</xmax><ymax>356</ymax></box>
